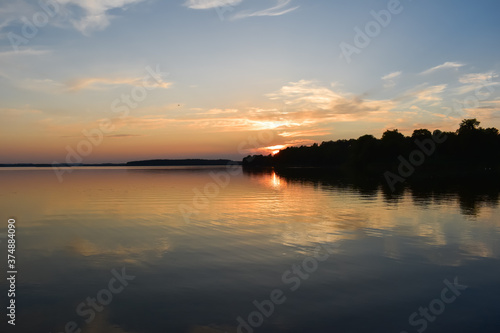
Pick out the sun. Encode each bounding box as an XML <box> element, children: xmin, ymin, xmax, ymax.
<box><xmin>265</xmin><ymin>145</ymin><xmax>286</xmax><ymax>156</ymax></box>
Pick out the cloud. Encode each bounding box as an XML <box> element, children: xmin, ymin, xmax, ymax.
<box><xmin>452</xmin><ymin>71</ymin><xmax>499</xmax><ymax>95</ymax></box>
<box><xmin>0</xmin><ymin>47</ymin><xmax>51</xmax><ymax>58</ymax></box>
<box><xmin>0</xmin><ymin>47</ymin><xmax>52</xmax><ymax>83</ymax></box>
<box><xmin>279</xmin><ymin>129</ymin><xmax>332</xmax><ymax>137</ymax></box>
<box><xmin>457</xmin><ymin>99</ymin><xmax>500</xmax><ymax>121</ymax></box>
<box><xmin>185</xmin><ymin>0</ymin><xmax>298</xmax><ymax>20</ymax></box>
<box><xmin>111</xmin><ymin>104</ymin><xmax>308</xmax><ymax>134</ymax></box>
<box><xmin>0</xmin><ymin>47</ymin><xmax>59</xmax><ymax>91</ymax></box>
<box><xmin>187</xmin><ymin>117</ymin><xmax>302</xmax><ymax>132</ymax></box>
<box><xmin>60</xmin><ymin>133</ymin><xmax>143</xmax><ymax>138</ymax></box>
<box><xmin>455</xmin><ymin>84</ymin><xmax>498</xmax><ymax>97</ymax></box>
<box><xmin>459</xmin><ymin>72</ymin><xmax>497</xmax><ymax>84</ymax></box>
<box><xmin>266</xmin><ymin>79</ymin><xmax>344</xmax><ymax>109</ymax></box>
<box><xmin>54</xmin><ymin>0</ymin><xmax>145</xmax><ymax>35</ymax></box>
<box><xmin>0</xmin><ymin>0</ymin><xmax>144</xmax><ymax>36</ymax></box>
<box><xmin>66</xmin><ymin>76</ymin><xmax>172</xmax><ymax>91</ymax></box>
<box><xmin>414</xmin><ymin>84</ymin><xmax>447</xmax><ymax>102</ymax></box>
<box><xmin>420</xmin><ymin>62</ymin><xmax>464</xmax><ymax>75</ymax></box>
<box><xmin>267</xmin><ymin>80</ymin><xmax>394</xmax><ymax>118</ymax></box>
<box><xmin>18</xmin><ymin>78</ymin><xmax>65</xmax><ymax>94</ymax></box>
<box><xmin>331</xmin><ymin>97</ymin><xmax>393</xmax><ymax>115</ymax></box>
<box><xmin>173</xmin><ymin>79</ymin><xmax>391</xmax><ymax>140</ymax></box>
<box><xmin>231</xmin><ymin>0</ymin><xmax>298</xmax><ymax>20</ymax></box>
<box><xmin>0</xmin><ymin>107</ymin><xmax>43</xmax><ymax>117</ymax></box>
<box><xmin>396</xmin><ymin>83</ymin><xmax>448</xmax><ymax>103</ymax></box>
<box><xmin>195</xmin><ymin>108</ymin><xmax>239</xmax><ymax>115</ymax></box>
<box><xmin>184</xmin><ymin>0</ymin><xmax>242</xmax><ymax>10</ymax></box>
<box><xmin>381</xmin><ymin>71</ymin><xmax>401</xmax><ymax>88</ymax></box>
<box><xmin>382</xmin><ymin>71</ymin><xmax>401</xmax><ymax>81</ymax></box>
<box><xmin>105</xmin><ymin>134</ymin><xmax>143</xmax><ymax>138</ymax></box>
<box><xmin>110</xmin><ymin>115</ymin><xmax>182</xmax><ymax>131</ymax></box>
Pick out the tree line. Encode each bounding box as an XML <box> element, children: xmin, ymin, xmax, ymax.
<box><xmin>242</xmin><ymin>119</ymin><xmax>500</xmax><ymax>179</ymax></box>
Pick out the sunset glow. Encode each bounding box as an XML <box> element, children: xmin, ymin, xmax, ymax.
<box><xmin>0</xmin><ymin>1</ymin><xmax>499</xmax><ymax>163</ymax></box>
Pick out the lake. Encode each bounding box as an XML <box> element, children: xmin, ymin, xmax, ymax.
<box><xmin>1</xmin><ymin>166</ymin><xmax>499</xmax><ymax>333</ymax></box>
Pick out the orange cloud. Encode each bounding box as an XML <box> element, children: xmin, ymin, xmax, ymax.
<box><xmin>66</xmin><ymin>76</ymin><xmax>172</xmax><ymax>92</ymax></box>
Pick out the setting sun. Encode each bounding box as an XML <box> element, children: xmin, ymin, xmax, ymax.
<box><xmin>265</xmin><ymin>145</ymin><xmax>287</xmax><ymax>156</ymax></box>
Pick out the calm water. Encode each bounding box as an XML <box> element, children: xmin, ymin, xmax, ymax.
<box><xmin>1</xmin><ymin>167</ymin><xmax>500</xmax><ymax>333</ymax></box>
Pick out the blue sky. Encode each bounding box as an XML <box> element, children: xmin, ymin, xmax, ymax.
<box><xmin>1</xmin><ymin>0</ymin><xmax>500</xmax><ymax>163</ymax></box>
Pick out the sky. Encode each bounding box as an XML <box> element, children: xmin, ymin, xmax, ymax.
<box><xmin>0</xmin><ymin>0</ymin><xmax>500</xmax><ymax>163</ymax></box>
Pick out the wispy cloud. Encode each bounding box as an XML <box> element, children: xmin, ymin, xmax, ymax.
<box><xmin>187</xmin><ymin>117</ymin><xmax>302</xmax><ymax>132</ymax></box>
<box><xmin>195</xmin><ymin>108</ymin><xmax>239</xmax><ymax>115</ymax></box>
<box><xmin>18</xmin><ymin>78</ymin><xmax>65</xmax><ymax>94</ymax></box>
<box><xmin>55</xmin><ymin>0</ymin><xmax>145</xmax><ymax>35</ymax></box>
<box><xmin>397</xmin><ymin>84</ymin><xmax>448</xmax><ymax>106</ymax></box>
<box><xmin>109</xmin><ymin>115</ymin><xmax>178</xmax><ymax>130</ymax></box>
<box><xmin>420</xmin><ymin>61</ymin><xmax>464</xmax><ymax>75</ymax></box>
<box><xmin>0</xmin><ymin>47</ymin><xmax>51</xmax><ymax>58</ymax></box>
<box><xmin>266</xmin><ymin>79</ymin><xmax>343</xmax><ymax>109</ymax></box>
<box><xmin>231</xmin><ymin>0</ymin><xmax>298</xmax><ymax>20</ymax></box>
<box><xmin>457</xmin><ymin>99</ymin><xmax>500</xmax><ymax>121</ymax></box>
<box><xmin>381</xmin><ymin>71</ymin><xmax>402</xmax><ymax>88</ymax></box>
<box><xmin>184</xmin><ymin>0</ymin><xmax>242</xmax><ymax>10</ymax></box>
<box><xmin>184</xmin><ymin>0</ymin><xmax>298</xmax><ymax>20</ymax></box>
<box><xmin>414</xmin><ymin>84</ymin><xmax>447</xmax><ymax>102</ymax></box>
<box><xmin>0</xmin><ymin>49</ymin><xmax>60</xmax><ymax>95</ymax></box>
<box><xmin>454</xmin><ymin>71</ymin><xmax>499</xmax><ymax>95</ymax></box>
<box><xmin>0</xmin><ymin>107</ymin><xmax>43</xmax><ymax>117</ymax></box>
<box><xmin>0</xmin><ymin>48</ymin><xmax>50</xmax><ymax>86</ymax></box>
<box><xmin>105</xmin><ymin>134</ymin><xmax>143</xmax><ymax>138</ymax></box>
<box><xmin>66</xmin><ymin>76</ymin><xmax>172</xmax><ymax>92</ymax></box>
<box><xmin>459</xmin><ymin>72</ymin><xmax>497</xmax><ymax>84</ymax></box>
<box><xmin>0</xmin><ymin>0</ymin><xmax>145</xmax><ymax>36</ymax></box>
<box><xmin>382</xmin><ymin>71</ymin><xmax>402</xmax><ymax>81</ymax></box>
<box><xmin>279</xmin><ymin>129</ymin><xmax>332</xmax><ymax>137</ymax></box>
<box><xmin>267</xmin><ymin>79</ymin><xmax>394</xmax><ymax>117</ymax></box>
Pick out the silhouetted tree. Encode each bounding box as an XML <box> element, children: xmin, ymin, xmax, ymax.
<box><xmin>242</xmin><ymin>119</ymin><xmax>500</xmax><ymax>180</ymax></box>
<box><xmin>381</xmin><ymin>129</ymin><xmax>405</xmax><ymax>142</ymax></box>
<box><xmin>457</xmin><ymin>118</ymin><xmax>480</xmax><ymax>135</ymax></box>
<box><xmin>411</xmin><ymin>129</ymin><xmax>432</xmax><ymax>140</ymax></box>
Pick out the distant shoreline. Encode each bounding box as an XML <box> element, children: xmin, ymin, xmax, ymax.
<box><xmin>0</xmin><ymin>159</ymin><xmax>241</xmax><ymax>168</ymax></box>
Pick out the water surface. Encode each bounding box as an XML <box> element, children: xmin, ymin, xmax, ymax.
<box><xmin>0</xmin><ymin>167</ymin><xmax>499</xmax><ymax>333</ymax></box>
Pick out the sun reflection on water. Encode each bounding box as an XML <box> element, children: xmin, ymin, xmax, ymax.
<box><xmin>270</xmin><ymin>171</ymin><xmax>282</xmax><ymax>188</ymax></box>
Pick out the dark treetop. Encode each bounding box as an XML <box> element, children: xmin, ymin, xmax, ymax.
<box><xmin>242</xmin><ymin>119</ymin><xmax>500</xmax><ymax>182</ymax></box>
